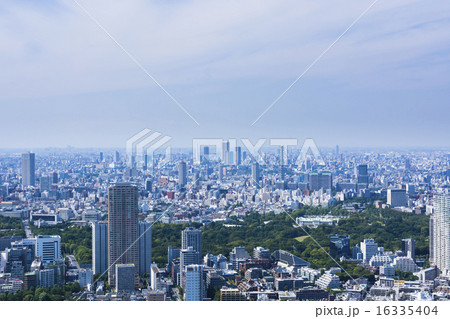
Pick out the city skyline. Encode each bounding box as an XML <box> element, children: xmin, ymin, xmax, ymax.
<box><xmin>1</xmin><ymin>0</ymin><xmax>450</xmax><ymax>308</ymax></box>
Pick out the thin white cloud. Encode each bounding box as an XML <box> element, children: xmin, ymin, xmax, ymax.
<box><xmin>0</xmin><ymin>0</ymin><xmax>449</xmax><ymax>98</ymax></box>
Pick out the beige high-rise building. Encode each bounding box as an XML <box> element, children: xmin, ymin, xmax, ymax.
<box><xmin>108</xmin><ymin>183</ymin><xmax>139</xmax><ymax>286</ymax></box>
<box><xmin>432</xmin><ymin>194</ymin><xmax>450</xmax><ymax>275</ymax></box>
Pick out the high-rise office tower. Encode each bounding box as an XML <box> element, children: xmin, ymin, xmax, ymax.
<box><xmin>180</xmin><ymin>247</ymin><xmax>201</xmax><ymax>268</ymax></box>
<box><xmin>40</xmin><ymin>175</ymin><xmax>51</xmax><ymax>192</ymax></box>
<box><xmin>401</xmin><ymin>238</ymin><xmax>415</xmax><ymax>261</ymax></box>
<box><xmin>99</xmin><ymin>152</ymin><xmax>104</xmax><ymax>162</ymax></box>
<box><xmin>51</xmin><ymin>172</ymin><xmax>58</xmax><ymax>184</ymax></box>
<box><xmin>145</xmin><ymin>178</ymin><xmax>152</xmax><ymax>192</ymax></box>
<box><xmin>184</xmin><ymin>264</ymin><xmax>204</xmax><ymax>301</ymax></box>
<box><xmin>92</xmin><ymin>221</ymin><xmax>108</xmax><ymax>275</ymax></box>
<box><xmin>222</xmin><ymin>141</ymin><xmax>230</xmax><ymax>165</ymax></box>
<box><xmin>182</xmin><ymin>227</ymin><xmax>202</xmax><ymax>264</ymax></box>
<box><xmin>309</xmin><ymin>172</ymin><xmax>332</xmax><ymax>191</ymax></box>
<box><xmin>35</xmin><ymin>235</ymin><xmax>61</xmax><ymax>264</ymax></box>
<box><xmin>405</xmin><ymin>158</ymin><xmax>411</xmax><ymax>170</ymax></box>
<box><xmin>279</xmin><ymin>146</ymin><xmax>286</xmax><ymax>181</ymax></box>
<box><xmin>218</xmin><ymin>164</ymin><xmax>224</xmax><ymax>182</ymax></box>
<box><xmin>432</xmin><ymin>194</ymin><xmax>450</xmax><ymax>274</ymax></box>
<box><xmin>138</xmin><ymin>221</ymin><xmax>152</xmax><ymax>275</ymax></box>
<box><xmin>143</xmin><ymin>154</ymin><xmax>148</xmax><ymax>170</ymax></box>
<box><xmin>235</xmin><ymin>146</ymin><xmax>242</xmax><ymax>166</ymax></box>
<box><xmin>387</xmin><ymin>189</ymin><xmax>408</xmax><ymax>207</ymax></box>
<box><xmin>22</xmin><ymin>152</ymin><xmax>35</xmax><ymax>187</ymax></box>
<box><xmin>108</xmin><ymin>183</ymin><xmax>139</xmax><ymax>286</ymax></box>
<box><xmin>357</xmin><ymin>164</ymin><xmax>369</xmax><ymax>185</ymax></box>
<box><xmin>252</xmin><ymin>162</ymin><xmax>260</xmax><ymax>187</ymax></box>
<box><xmin>114</xmin><ymin>151</ymin><xmax>120</xmax><ymax>163</ymax></box>
<box><xmin>178</xmin><ymin>161</ymin><xmax>187</xmax><ymax>187</ymax></box>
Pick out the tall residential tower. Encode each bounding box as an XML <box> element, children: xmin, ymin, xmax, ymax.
<box><xmin>108</xmin><ymin>183</ymin><xmax>139</xmax><ymax>286</ymax></box>
<box><xmin>432</xmin><ymin>194</ymin><xmax>450</xmax><ymax>275</ymax></box>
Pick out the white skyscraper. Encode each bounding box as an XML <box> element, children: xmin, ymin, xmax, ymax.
<box><xmin>35</xmin><ymin>235</ymin><xmax>61</xmax><ymax>264</ymax></box>
<box><xmin>432</xmin><ymin>194</ymin><xmax>450</xmax><ymax>275</ymax></box>
<box><xmin>184</xmin><ymin>264</ymin><xmax>204</xmax><ymax>301</ymax></box>
<box><xmin>360</xmin><ymin>239</ymin><xmax>378</xmax><ymax>264</ymax></box>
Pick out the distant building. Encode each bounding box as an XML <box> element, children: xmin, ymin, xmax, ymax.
<box><xmin>184</xmin><ymin>264</ymin><xmax>204</xmax><ymax>301</ymax></box>
<box><xmin>108</xmin><ymin>183</ymin><xmax>139</xmax><ymax>286</ymax></box>
<box><xmin>150</xmin><ymin>263</ymin><xmax>159</xmax><ymax>290</ymax></box>
<box><xmin>431</xmin><ymin>194</ymin><xmax>450</xmax><ymax>275</ymax></box>
<box><xmin>92</xmin><ymin>222</ymin><xmax>108</xmax><ymax>275</ymax></box>
<box><xmin>296</xmin><ymin>288</ymin><xmax>330</xmax><ymax>301</ymax></box>
<box><xmin>352</xmin><ymin>245</ymin><xmax>361</xmax><ymax>260</ymax></box>
<box><xmin>145</xmin><ymin>178</ymin><xmax>152</xmax><ymax>192</ymax></box>
<box><xmin>309</xmin><ymin>172</ymin><xmax>332</xmax><ymax>191</ymax></box>
<box><xmin>40</xmin><ymin>175</ymin><xmax>51</xmax><ymax>192</ymax></box>
<box><xmin>387</xmin><ymin>189</ymin><xmax>407</xmax><ymax>207</ymax></box>
<box><xmin>253</xmin><ymin>247</ymin><xmax>270</xmax><ymax>259</ymax></box>
<box><xmin>272</xmin><ymin>250</ymin><xmax>310</xmax><ymax>268</ymax></box>
<box><xmin>35</xmin><ymin>235</ymin><xmax>61</xmax><ymax>264</ymax></box>
<box><xmin>357</xmin><ymin>165</ymin><xmax>369</xmax><ymax>185</ymax></box>
<box><xmin>244</xmin><ymin>268</ymin><xmax>263</xmax><ymax>281</ymax></box>
<box><xmin>235</xmin><ymin>146</ymin><xmax>242</xmax><ymax>166</ymax></box>
<box><xmin>168</xmin><ymin>246</ymin><xmax>180</xmax><ymax>268</ymax></box>
<box><xmin>181</xmin><ymin>227</ymin><xmax>202</xmax><ymax>264</ymax></box>
<box><xmin>39</xmin><ymin>268</ymin><xmax>55</xmax><ymax>288</ymax></box>
<box><xmin>380</xmin><ymin>264</ymin><xmax>395</xmax><ymax>277</ymax></box>
<box><xmin>178</xmin><ymin>161</ymin><xmax>187</xmax><ymax>187</ymax></box>
<box><xmin>329</xmin><ymin>235</ymin><xmax>350</xmax><ymax>258</ymax></box>
<box><xmin>360</xmin><ymin>239</ymin><xmax>378</xmax><ymax>264</ymax></box>
<box><xmin>296</xmin><ymin>216</ymin><xmax>339</xmax><ymax>228</ymax></box>
<box><xmin>315</xmin><ymin>272</ymin><xmax>341</xmax><ymax>290</ymax></box>
<box><xmin>78</xmin><ymin>268</ymin><xmax>93</xmax><ymax>288</ymax></box>
<box><xmin>180</xmin><ymin>247</ymin><xmax>201</xmax><ymax>268</ymax></box>
<box><xmin>230</xmin><ymin>246</ymin><xmax>251</xmax><ymax>270</ymax></box>
<box><xmin>24</xmin><ymin>271</ymin><xmax>38</xmax><ymax>290</ymax></box>
<box><xmin>115</xmin><ymin>264</ymin><xmax>135</xmax><ymax>293</ymax></box>
<box><xmin>22</xmin><ymin>152</ymin><xmax>35</xmax><ymax>187</ymax></box>
<box><xmin>369</xmin><ymin>254</ymin><xmax>392</xmax><ymax>267</ymax></box>
<box><xmin>147</xmin><ymin>290</ymin><xmax>166</xmax><ymax>301</ymax></box>
<box><xmin>392</xmin><ymin>257</ymin><xmax>419</xmax><ymax>273</ymax></box>
<box><xmin>251</xmin><ymin>162</ymin><xmax>260</xmax><ymax>187</ymax></box>
<box><xmin>402</xmin><ymin>238</ymin><xmax>416</xmax><ymax>261</ymax></box>
<box><xmin>138</xmin><ymin>221</ymin><xmax>152</xmax><ymax>275</ymax></box>
<box><xmin>220</xmin><ymin>288</ymin><xmax>246</xmax><ymax>301</ymax></box>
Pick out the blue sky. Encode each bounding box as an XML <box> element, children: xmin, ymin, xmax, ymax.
<box><xmin>0</xmin><ymin>0</ymin><xmax>449</xmax><ymax>148</ymax></box>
